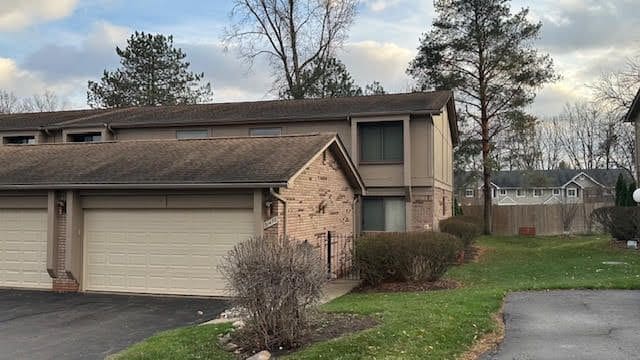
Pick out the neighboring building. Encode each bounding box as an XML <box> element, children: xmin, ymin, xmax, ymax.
<box><xmin>0</xmin><ymin>92</ymin><xmax>458</xmax><ymax>295</ymax></box>
<box><xmin>456</xmin><ymin>169</ymin><xmax>632</xmax><ymax>207</ymax></box>
<box><xmin>624</xmin><ymin>87</ymin><xmax>640</xmax><ymax>182</ymax></box>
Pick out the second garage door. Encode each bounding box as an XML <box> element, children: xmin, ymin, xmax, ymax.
<box><xmin>84</xmin><ymin>208</ymin><xmax>254</xmax><ymax>296</ymax></box>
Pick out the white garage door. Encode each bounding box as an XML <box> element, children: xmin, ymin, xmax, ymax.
<box><xmin>84</xmin><ymin>208</ymin><xmax>254</xmax><ymax>296</ymax></box>
<box><xmin>0</xmin><ymin>209</ymin><xmax>51</xmax><ymax>289</ymax></box>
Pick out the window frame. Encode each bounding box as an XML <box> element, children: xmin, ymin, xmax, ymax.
<box><xmin>465</xmin><ymin>189</ymin><xmax>475</xmax><ymax>198</ymax></box>
<box><xmin>516</xmin><ymin>189</ymin><xmax>525</xmax><ymax>197</ymax></box>
<box><xmin>358</xmin><ymin>122</ymin><xmax>404</xmax><ymax>164</ymax></box>
<box><xmin>499</xmin><ymin>189</ymin><xmax>507</xmax><ymax>196</ymax></box>
<box><xmin>567</xmin><ymin>188</ymin><xmax>578</xmax><ymax>198</ymax></box>
<box><xmin>67</xmin><ymin>132</ymin><xmax>102</xmax><ymax>143</ymax></box>
<box><xmin>362</xmin><ymin>196</ymin><xmax>406</xmax><ymax>232</ymax></box>
<box><xmin>3</xmin><ymin>135</ymin><xmax>36</xmax><ymax>145</ymax></box>
<box><xmin>249</xmin><ymin>127</ymin><xmax>282</xmax><ymax>136</ymax></box>
<box><xmin>533</xmin><ymin>189</ymin><xmax>544</xmax><ymax>197</ymax></box>
<box><xmin>176</xmin><ymin>129</ymin><xmax>209</xmax><ymax>139</ymax></box>
<box><xmin>553</xmin><ymin>189</ymin><xmax>561</xmax><ymax>196</ymax></box>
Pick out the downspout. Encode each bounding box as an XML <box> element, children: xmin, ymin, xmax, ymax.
<box><xmin>269</xmin><ymin>188</ymin><xmax>287</xmax><ymax>238</ymax></box>
<box><xmin>353</xmin><ymin>194</ymin><xmax>360</xmax><ymax>236</ymax></box>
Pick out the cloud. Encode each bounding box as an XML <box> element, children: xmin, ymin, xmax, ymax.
<box><xmin>339</xmin><ymin>41</ymin><xmax>415</xmax><ymax>93</ymax></box>
<box><xmin>0</xmin><ymin>0</ymin><xmax>79</xmax><ymax>31</ymax></box>
<box><xmin>362</xmin><ymin>0</ymin><xmax>402</xmax><ymax>12</ymax></box>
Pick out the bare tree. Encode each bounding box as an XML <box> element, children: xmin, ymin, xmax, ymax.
<box><xmin>536</xmin><ymin>119</ymin><xmax>564</xmax><ymax>170</ymax></box>
<box><xmin>224</xmin><ymin>0</ymin><xmax>357</xmax><ymax>99</ymax></box>
<box><xmin>555</xmin><ymin>103</ymin><xmax>611</xmax><ymax>170</ymax></box>
<box><xmin>591</xmin><ymin>55</ymin><xmax>640</xmax><ymax>115</ymax></box>
<box><xmin>0</xmin><ymin>90</ymin><xmax>20</xmax><ymax>114</ymax></box>
<box><xmin>21</xmin><ymin>90</ymin><xmax>67</xmax><ymax>112</ymax></box>
<box><xmin>560</xmin><ymin>198</ymin><xmax>580</xmax><ymax>234</ymax></box>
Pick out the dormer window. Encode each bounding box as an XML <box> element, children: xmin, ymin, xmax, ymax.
<box><xmin>4</xmin><ymin>136</ymin><xmax>36</xmax><ymax>145</ymax></box>
<box><xmin>68</xmin><ymin>132</ymin><xmax>102</xmax><ymax>143</ymax></box>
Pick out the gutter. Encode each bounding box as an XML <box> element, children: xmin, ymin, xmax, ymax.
<box><xmin>269</xmin><ymin>187</ymin><xmax>287</xmax><ymax>238</ymax></box>
<box><xmin>0</xmin><ymin>182</ymin><xmax>289</xmax><ymax>190</ymax></box>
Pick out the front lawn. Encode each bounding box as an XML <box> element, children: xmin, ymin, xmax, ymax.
<box><xmin>113</xmin><ymin>235</ymin><xmax>640</xmax><ymax>360</ymax></box>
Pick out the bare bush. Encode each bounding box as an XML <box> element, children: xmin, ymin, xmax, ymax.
<box><xmin>219</xmin><ymin>236</ymin><xmax>326</xmax><ymax>351</ymax></box>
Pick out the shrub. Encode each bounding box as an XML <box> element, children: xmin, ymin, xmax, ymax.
<box><xmin>592</xmin><ymin>206</ymin><xmax>640</xmax><ymax>241</ymax></box>
<box><xmin>439</xmin><ymin>217</ymin><xmax>482</xmax><ymax>247</ymax></box>
<box><xmin>356</xmin><ymin>232</ymin><xmax>462</xmax><ymax>286</ymax></box>
<box><xmin>219</xmin><ymin>236</ymin><xmax>326</xmax><ymax>351</ymax></box>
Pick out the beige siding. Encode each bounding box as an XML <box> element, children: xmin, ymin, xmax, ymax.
<box><xmin>432</xmin><ymin>107</ymin><xmax>453</xmax><ymax>190</ymax></box>
<box><xmin>410</xmin><ymin>115</ymin><xmax>432</xmax><ymax>186</ymax></box>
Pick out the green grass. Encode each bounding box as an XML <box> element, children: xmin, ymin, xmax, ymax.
<box><xmin>113</xmin><ymin>235</ymin><xmax>640</xmax><ymax>360</ymax></box>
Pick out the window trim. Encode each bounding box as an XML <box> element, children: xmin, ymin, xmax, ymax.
<box><xmin>516</xmin><ymin>189</ymin><xmax>525</xmax><ymax>197</ymax></box>
<box><xmin>567</xmin><ymin>188</ymin><xmax>578</xmax><ymax>198</ymax></box>
<box><xmin>3</xmin><ymin>135</ymin><xmax>36</xmax><ymax>145</ymax></box>
<box><xmin>533</xmin><ymin>189</ymin><xmax>544</xmax><ymax>197</ymax></box>
<box><xmin>465</xmin><ymin>189</ymin><xmax>475</xmax><ymax>198</ymax></box>
<box><xmin>499</xmin><ymin>189</ymin><xmax>507</xmax><ymax>196</ymax></box>
<box><xmin>553</xmin><ymin>189</ymin><xmax>561</xmax><ymax>196</ymax></box>
<box><xmin>358</xmin><ymin>122</ymin><xmax>404</xmax><ymax>164</ymax></box>
<box><xmin>249</xmin><ymin>127</ymin><xmax>283</xmax><ymax>136</ymax></box>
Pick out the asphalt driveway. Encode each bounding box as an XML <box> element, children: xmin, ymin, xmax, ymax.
<box><xmin>0</xmin><ymin>289</ymin><xmax>227</xmax><ymax>360</ymax></box>
<box><xmin>483</xmin><ymin>290</ymin><xmax>640</xmax><ymax>360</ymax></box>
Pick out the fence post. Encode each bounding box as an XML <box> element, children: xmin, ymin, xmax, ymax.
<box><xmin>326</xmin><ymin>231</ymin><xmax>332</xmax><ymax>279</ymax></box>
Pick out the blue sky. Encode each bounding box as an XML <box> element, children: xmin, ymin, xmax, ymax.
<box><xmin>0</xmin><ymin>0</ymin><xmax>638</xmax><ymax>116</ymax></box>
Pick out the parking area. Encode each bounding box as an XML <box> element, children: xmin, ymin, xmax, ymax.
<box><xmin>0</xmin><ymin>289</ymin><xmax>227</xmax><ymax>360</ymax></box>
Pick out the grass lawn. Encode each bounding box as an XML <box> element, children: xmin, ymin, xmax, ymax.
<box><xmin>113</xmin><ymin>235</ymin><xmax>640</xmax><ymax>360</ymax></box>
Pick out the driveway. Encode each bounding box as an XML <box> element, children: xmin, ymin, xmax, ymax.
<box><xmin>483</xmin><ymin>290</ymin><xmax>640</xmax><ymax>360</ymax></box>
<box><xmin>0</xmin><ymin>289</ymin><xmax>227</xmax><ymax>360</ymax></box>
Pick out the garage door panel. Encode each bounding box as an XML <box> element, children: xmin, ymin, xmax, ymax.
<box><xmin>84</xmin><ymin>208</ymin><xmax>254</xmax><ymax>296</ymax></box>
<box><xmin>0</xmin><ymin>209</ymin><xmax>50</xmax><ymax>289</ymax></box>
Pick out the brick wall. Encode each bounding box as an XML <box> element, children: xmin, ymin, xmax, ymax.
<box><xmin>52</xmin><ymin>193</ymin><xmax>79</xmax><ymax>292</ymax></box>
<box><xmin>409</xmin><ymin>187</ymin><xmax>453</xmax><ymax>231</ymax></box>
<box><xmin>264</xmin><ymin>149</ymin><xmax>356</xmax><ymax>246</ymax></box>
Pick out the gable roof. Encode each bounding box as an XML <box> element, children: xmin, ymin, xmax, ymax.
<box><xmin>0</xmin><ymin>133</ymin><xmax>364</xmax><ymax>192</ymax></box>
<box><xmin>455</xmin><ymin>169</ymin><xmax>633</xmax><ymax>189</ymax></box>
<box><xmin>624</xmin><ymin>87</ymin><xmax>640</xmax><ymax>122</ymax></box>
<box><xmin>0</xmin><ymin>91</ymin><xmax>459</xmax><ymax>144</ymax></box>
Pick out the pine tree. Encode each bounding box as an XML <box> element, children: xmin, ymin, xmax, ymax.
<box><xmin>87</xmin><ymin>32</ymin><xmax>212</xmax><ymax>108</ymax></box>
<box><xmin>615</xmin><ymin>174</ymin><xmax>627</xmax><ymax>206</ymax></box>
<box><xmin>626</xmin><ymin>181</ymin><xmax>637</xmax><ymax>207</ymax></box>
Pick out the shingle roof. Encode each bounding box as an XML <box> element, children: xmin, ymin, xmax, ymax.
<box><xmin>0</xmin><ymin>133</ymin><xmax>361</xmax><ymax>189</ymax></box>
<box><xmin>456</xmin><ymin>169</ymin><xmax>633</xmax><ymax>189</ymax></box>
<box><xmin>0</xmin><ymin>109</ymin><xmax>109</xmax><ymax>131</ymax></box>
<box><xmin>0</xmin><ymin>91</ymin><xmax>455</xmax><ymax>131</ymax></box>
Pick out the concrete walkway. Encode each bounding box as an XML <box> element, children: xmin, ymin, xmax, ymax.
<box><xmin>483</xmin><ymin>290</ymin><xmax>640</xmax><ymax>360</ymax></box>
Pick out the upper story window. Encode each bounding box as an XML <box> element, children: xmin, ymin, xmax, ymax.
<box><xmin>553</xmin><ymin>189</ymin><xmax>560</xmax><ymax>196</ymax></box>
<box><xmin>533</xmin><ymin>189</ymin><xmax>543</xmax><ymax>197</ymax></box>
<box><xmin>250</xmin><ymin>127</ymin><xmax>282</xmax><ymax>136</ymax></box>
<box><xmin>499</xmin><ymin>189</ymin><xmax>507</xmax><ymax>196</ymax></box>
<box><xmin>516</xmin><ymin>189</ymin><xmax>525</xmax><ymax>197</ymax></box>
<box><xmin>465</xmin><ymin>189</ymin><xmax>474</xmax><ymax>198</ymax></box>
<box><xmin>177</xmin><ymin>129</ymin><xmax>209</xmax><ymax>139</ymax></box>
<box><xmin>359</xmin><ymin>122</ymin><xmax>403</xmax><ymax>163</ymax></box>
<box><xmin>68</xmin><ymin>132</ymin><xmax>102</xmax><ymax>143</ymax></box>
<box><xmin>567</xmin><ymin>188</ymin><xmax>577</xmax><ymax>197</ymax></box>
<box><xmin>4</xmin><ymin>136</ymin><xmax>36</xmax><ymax>145</ymax></box>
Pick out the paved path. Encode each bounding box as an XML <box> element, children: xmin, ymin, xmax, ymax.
<box><xmin>483</xmin><ymin>290</ymin><xmax>640</xmax><ymax>360</ymax></box>
<box><xmin>0</xmin><ymin>289</ymin><xmax>227</xmax><ymax>360</ymax></box>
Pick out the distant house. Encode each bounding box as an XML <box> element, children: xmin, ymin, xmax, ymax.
<box><xmin>456</xmin><ymin>169</ymin><xmax>632</xmax><ymax>207</ymax></box>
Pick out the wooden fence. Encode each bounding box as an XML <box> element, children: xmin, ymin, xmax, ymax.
<box><xmin>462</xmin><ymin>203</ymin><xmax>610</xmax><ymax>236</ymax></box>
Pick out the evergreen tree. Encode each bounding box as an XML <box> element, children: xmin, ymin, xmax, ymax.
<box><xmin>615</xmin><ymin>174</ymin><xmax>627</xmax><ymax>206</ymax></box>
<box><xmin>627</xmin><ymin>181</ymin><xmax>637</xmax><ymax>207</ymax></box>
<box><xmin>87</xmin><ymin>32</ymin><xmax>212</xmax><ymax>108</ymax></box>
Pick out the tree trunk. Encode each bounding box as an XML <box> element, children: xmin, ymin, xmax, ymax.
<box><xmin>482</xmin><ymin>136</ymin><xmax>493</xmax><ymax>235</ymax></box>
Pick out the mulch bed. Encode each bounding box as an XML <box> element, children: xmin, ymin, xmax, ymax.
<box><xmin>232</xmin><ymin>312</ymin><xmax>379</xmax><ymax>358</ymax></box>
<box><xmin>354</xmin><ymin>278</ymin><xmax>460</xmax><ymax>293</ymax></box>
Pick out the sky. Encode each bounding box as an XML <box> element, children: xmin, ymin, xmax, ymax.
<box><xmin>0</xmin><ymin>0</ymin><xmax>638</xmax><ymax>117</ymax></box>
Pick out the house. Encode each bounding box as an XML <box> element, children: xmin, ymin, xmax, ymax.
<box><xmin>624</xmin><ymin>87</ymin><xmax>640</xmax><ymax>182</ymax></box>
<box><xmin>456</xmin><ymin>169</ymin><xmax>632</xmax><ymax>207</ymax></box>
<box><xmin>0</xmin><ymin>92</ymin><xmax>458</xmax><ymax>296</ymax></box>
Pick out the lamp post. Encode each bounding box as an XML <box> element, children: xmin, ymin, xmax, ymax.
<box><xmin>630</xmin><ymin>189</ymin><xmax>640</xmax><ymax>249</ymax></box>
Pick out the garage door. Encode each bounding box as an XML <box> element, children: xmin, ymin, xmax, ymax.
<box><xmin>0</xmin><ymin>209</ymin><xmax>51</xmax><ymax>289</ymax></box>
<box><xmin>84</xmin><ymin>208</ymin><xmax>254</xmax><ymax>296</ymax></box>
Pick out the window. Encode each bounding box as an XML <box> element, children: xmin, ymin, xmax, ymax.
<box><xmin>553</xmin><ymin>189</ymin><xmax>560</xmax><ymax>196</ymax></box>
<box><xmin>500</xmin><ymin>189</ymin><xmax>507</xmax><ymax>196</ymax></box>
<box><xmin>4</xmin><ymin>136</ymin><xmax>36</xmax><ymax>145</ymax></box>
<box><xmin>567</xmin><ymin>188</ymin><xmax>577</xmax><ymax>197</ymax></box>
<box><xmin>68</xmin><ymin>132</ymin><xmax>102</xmax><ymax>143</ymax></box>
<box><xmin>516</xmin><ymin>189</ymin><xmax>525</xmax><ymax>197</ymax></box>
<box><xmin>250</xmin><ymin>127</ymin><xmax>282</xmax><ymax>136</ymax></box>
<box><xmin>465</xmin><ymin>189</ymin><xmax>475</xmax><ymax>198</ymax></box>
<box><xmin>359</xmin><ymin>122</ymin><xmax>403</xmax><ymax>163</ymax></box>
<box><xmin>533</xmin><ymin>189</ymin><xmax>543</xmax><ymax>197</ymax></box>
<box><xmin>362</xmin><ymin>197</ymin><xmax>406</xmax><ymax>232</ymax></box>
<box><xmin>177</xmin><ymin>129</ymin><xmax>208</xmax><ymax>139</ymax></box>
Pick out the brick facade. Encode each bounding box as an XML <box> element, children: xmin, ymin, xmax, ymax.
<box><xmin>263</xmin><ymin>149</ymin><xmax>355</xmax><ymax>246</ymax></box>
<box><xmin>409</xmin><ymin>186</ymin><xmax>453</xmax><ymax>231</ymax></box>
<box><xmin>52</xmin><ymin>193</ymin><xmax>79</xmax><ymax>292</ymax></box>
